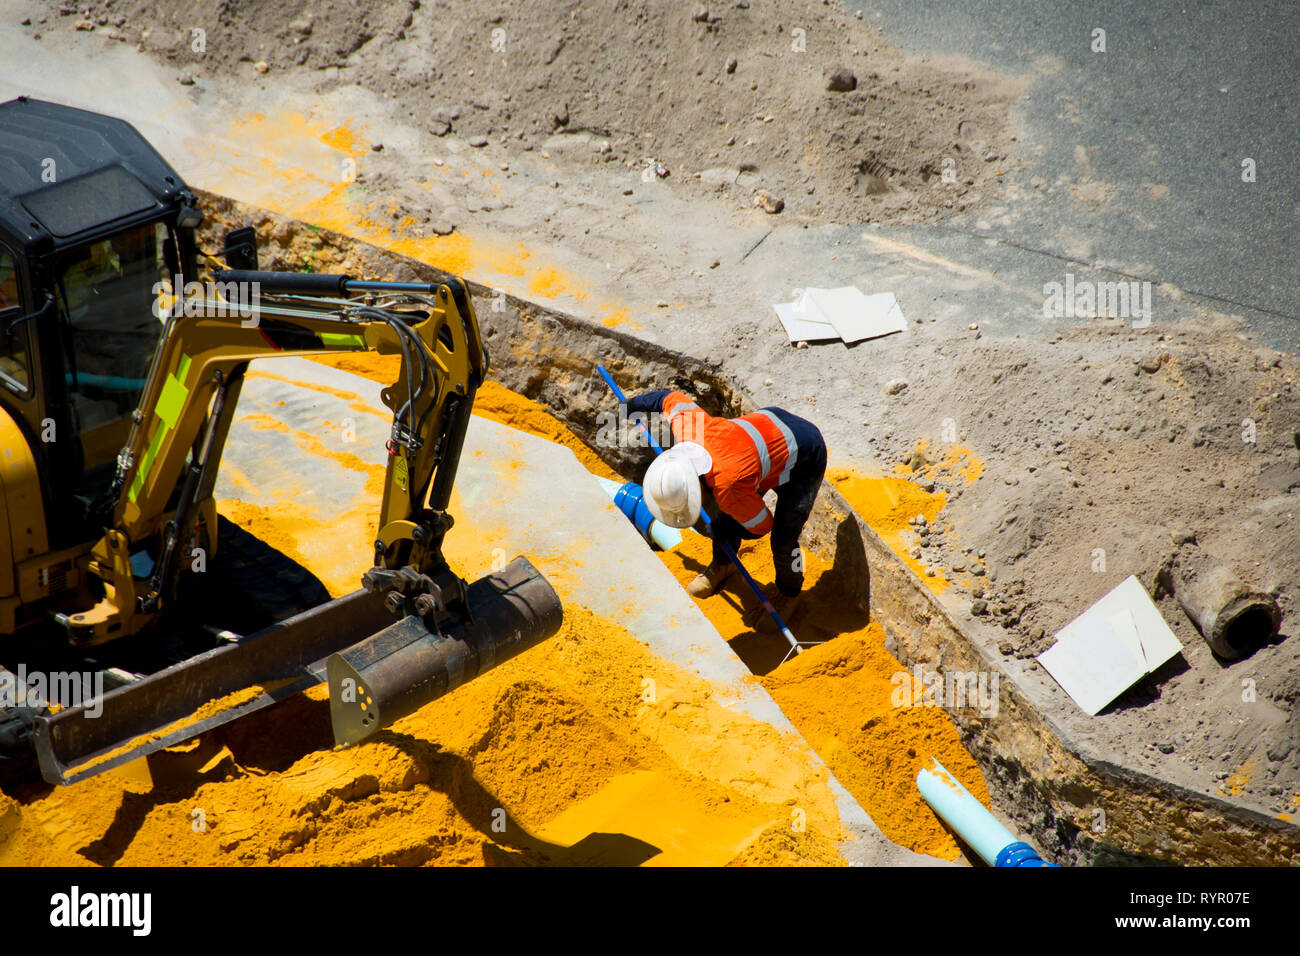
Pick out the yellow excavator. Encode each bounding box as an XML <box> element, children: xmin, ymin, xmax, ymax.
<box><xmin>0</xmin><ymin>97</ymin><xmax>562</xmax><ymax>785</ymax></box>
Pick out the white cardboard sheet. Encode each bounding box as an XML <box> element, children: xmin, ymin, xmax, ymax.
<box><xmin>773</xmin><ymin>286</ymin><xmax>907</xmax><ymax>344</ymax></box>
<box><xmin>1037</xmin><ymin>575</ymin><xmax>1183</xmax><ymax>716</ymax></box>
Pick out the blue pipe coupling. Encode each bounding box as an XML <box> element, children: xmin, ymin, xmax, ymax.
<box><xmin>995</xmin><ymin>841</ymin><xmax>1056</xmax><ymax>868</ymax></box>
<box><xmin>613</xmin><ymin>481</ymin><xmax>657</xmax><ymax>539</ymax></box>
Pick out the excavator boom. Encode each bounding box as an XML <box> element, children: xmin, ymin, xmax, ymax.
<box><xmin>30</xmin><ymin>270</ymin><xmax>563</xmax><ymax>784</ymax></box>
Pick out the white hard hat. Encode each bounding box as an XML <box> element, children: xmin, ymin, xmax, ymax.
<box><xmin>642</xmin><ymin>443</ymin><xmax>710</xmax><ymax>529</ymax></box>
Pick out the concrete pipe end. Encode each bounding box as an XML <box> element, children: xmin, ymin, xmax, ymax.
<box><xmin>1208</xmin><ymin>591</ymin><xmax>1282</xmax><ymax>661</ymax></box>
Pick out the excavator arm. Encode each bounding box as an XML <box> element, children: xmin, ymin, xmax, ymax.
<box><xmin>63</xmin><ymin>271</ymin><xmax>486</xmax><ymax>643</ymax></box>
<box><xmin>32</xmin><ymin>269</ymin><xmax>563</xmax><ymax>784</ymax></box>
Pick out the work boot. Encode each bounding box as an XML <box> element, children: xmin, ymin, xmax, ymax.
<box><xmin>686</xmin><ymin>562</ymin><xmax>734</xmax><ymax>598</ymax></box>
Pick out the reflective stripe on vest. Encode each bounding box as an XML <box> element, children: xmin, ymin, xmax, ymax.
<box><xmin>669</xmin><ymin>401</ymin><xmax>700</xmax><ymax>421</ymax></box>
<box><xmin>741</xmin><ymin>504</ymin><xmax>769</xmax><ymax>530</ymax></box>
<box><xmin>732</xmin><ymin>418</ymin><xmax>771</xmax><ymax>480</ymax></box>
<box><xmin>753</xmin><ymin>409</ymin><xmax>798</xmax><ymax>485</ymax></box>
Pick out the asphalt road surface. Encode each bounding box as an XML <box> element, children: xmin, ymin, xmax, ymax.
<box><xmin>852</xmin><ymin>0</ymin><xmax>1299</xmax><ymax>346</ymax></box>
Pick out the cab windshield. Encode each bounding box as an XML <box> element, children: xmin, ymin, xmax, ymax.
<box><xmin>54</xmin><ymin>221</ymin><xmax>172</xmax><ymax>486</ymax></box>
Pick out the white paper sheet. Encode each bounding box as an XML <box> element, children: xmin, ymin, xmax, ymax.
<box><xmin>772</xmin><ymin>286</ymin><xmax>907</xmax><ymax>344</ymax></box>
<box><xmin>807</xmin><ymin>287</ymin><xmax>907</xmax><ymax>343</ymax></box>
<box><xmin>773</xmin><ymin>301</ymin><xmax>840</xmax><ymax>341</ymax></box>
<box><xmin>1037</xmin><ymin>575</ymin><xmax>1183</xmax><ymax>715</ymax></box>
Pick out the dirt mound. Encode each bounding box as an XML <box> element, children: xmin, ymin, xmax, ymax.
<box><xmin>54</xmin><ymin>0</ymin><xmax>1020</xmax><ymax>223</ymax></box>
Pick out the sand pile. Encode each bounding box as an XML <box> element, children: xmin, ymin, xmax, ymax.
<box><xmin>655</xmin><ymin>525</ymin><xmax>988</xmax><ymax>861</ymax></box>
<box><xmin>1</xmin><ymin>602</ymin><xmax>847</xmax><ymax>867</ymax></box>
<box><xmin>49</xmin><ymin>0</ymin><xmax>1020</xmax><ymax>224</ymax></box>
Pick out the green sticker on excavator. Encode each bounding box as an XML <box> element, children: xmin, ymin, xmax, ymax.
<box><xmin>320</xmin><ymin>332</ymin><xmax>365</xmax><ymax>349</ymax></box>
<box><xmin>155</xmin><ymin>352</ymin><xmax>191</xmax><ymax>430</ymax></box>
<box><xmin>394</xmin><ymin>456</ymin><xmax>409</xmax><ymax>492</ymax></box>
<box><xmin>130</xmin><ymin>353</ymin><xmax>191</xmax><ymax>503</ymax></box>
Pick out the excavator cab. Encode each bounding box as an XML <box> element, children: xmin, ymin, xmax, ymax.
<box><xmin>0</xmin><ymin>96</ymin><xmax>203</xmax><ymax>620</ymax></box>
<box><xmin>0</xmin><ymin>97</ymin><xmax>563</xmax><ymax>783</ymax></box>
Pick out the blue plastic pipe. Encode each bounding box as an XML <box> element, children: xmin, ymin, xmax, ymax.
<box><xmin>916</xmin><ymin>759</ymin><xmax>1057</xmax><ymax>867</ymax></box>
<box><xmin>596</xmin><ymin>364</ymin><xmax>802</xmax><ymax>655</ymax></box>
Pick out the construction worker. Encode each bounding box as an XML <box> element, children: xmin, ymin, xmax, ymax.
<box><xmin>625</xmin><ymin>388</ymin><xmax>826</xmax><ymax>629</ymax></box>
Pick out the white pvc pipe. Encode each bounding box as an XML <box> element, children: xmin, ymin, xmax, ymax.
<box><xmin>916</xmin><ymin>759</ymin><xmax>1018</xmax><ymax>866</ymax></box>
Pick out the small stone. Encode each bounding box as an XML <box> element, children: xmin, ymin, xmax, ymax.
<box><xmin>692</xmin><ymin>5</ymin><xmax>711</xmax><ymax>22</ymax></box>
<box><xmin>951</xmin><ymin>560</ymin><xmax>966</xmax><ymax>573</ymax></box>
<box><xmin>1265</xmin><ymin>742</ymin><xmax>1293</xmax><ymax>762</ymax></box>
<box><xmin>971</xmin><ymin>600</ymin><xmax>989</xmax><ymax>616</ymax></box>
<box><xmin>909</xmin><ymin>547</ymin><xmax>922</xmax><ymax>559</ymax></box>
<box><xmin>178</xmin><ymin>72</ymin><xmax>195</xmax><ymax>85</ymax></box>
<box><xmin>1156</xmin><ymin>742</ymin><xmax>1175</xmax><ymax>754</ymax></box>
<box><xmin>1138</xmin><ymin>352</ymin><xmax>1166</xmax><ymax>373</ymax></box>
<box><xmin>709</xmin><ymin>259</ymin><xmax>720</xmax><ymax>269</ymax></box>
<box><xmin>468</xmin><ymin>135</ymin><xmax>489</xmax><ymax>147</ymax></box>
<box><xmin>74</xmin><ymin>18</ymin><xmax>94</xmax><ymax>30</ymax></box>
<box><xmin>253</xmin><ymin>60</ymin><xmax>269</xmax><ymax>74</ymax></box>
<box><xmin>826</xmin><ymin>66</ymin><xmax>857</xmax><ymax>92</ymax></box>
<box><xmin>925</xmin><ymin>566</ymin><xmax>937</xmax><ymax>577</ymax></box>
<box><xmin>753</xmin><ymin>189</ymin><xmax>784</xmax><ymax>214</ymax></box>
<box><xmin>884</xmin><ymin>378</ymin><xmax>909</xmax><ymax>396</ymax></box>
<box><xmin>998</xmin><ymin>641</ymin><xmax>1014</xmax><ymax>655</ymax></box>
<box><xmin>725</xmin><ymin>56</ymin><xmax>738</xmax><ymax>74</ymax></box>
<box><xmin>371</xmin><ymin>142</ymin><xmax>384</xmax><ymax>152</ymax></box>
<box><xmin>970</xmin><ymin>584</ymin><xmax>984</xmax><ymax>599</ymax></box>
<box><xmin>971</xmin><ymin>565</ymin><xmax>985</xmax><ymax>577</ymax></box>
<box><xmin>622</xmin><ymin>187</ymin><xmax>634</xmax><ymax>195</ymax></box>
<box><xmin>968</xmin><ymin>323</ymin><xmax>979</xmax><ymax>331</ymax></box>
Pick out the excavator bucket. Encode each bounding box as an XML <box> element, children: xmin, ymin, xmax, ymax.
<box><xmin>32</xmin><ymin>557</ymin><xmax>562</xmax><ymax>785</ymax></box>
<box><xmin>328</xmin><ymin>557</ymin><xmax>564</xmax><ymax>747</ymax></box>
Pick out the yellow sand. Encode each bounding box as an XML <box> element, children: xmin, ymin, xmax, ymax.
<box><xmin>656</xmin><ymin>529</ymin><xmax>990</xmax><ymax>860</ymax></box>
<box><xmin>0</xmin><ymin>604</ymin><xmax>846</xmax><ymax>867</ymax></box>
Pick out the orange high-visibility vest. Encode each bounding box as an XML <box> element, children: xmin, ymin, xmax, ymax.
<box><xmin>660</xmin><ymin>390</ymin><xmax>798</xmax><ymax>536</ymax></box>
